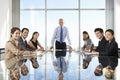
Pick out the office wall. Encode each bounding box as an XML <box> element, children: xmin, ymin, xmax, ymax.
<box><xmin>0</xmin><ymin>0</ymin><xmax>12</xmax><ymax>48</ymax></box>
<box><xmin>114</xmin><ymin>0</ymin><xmax>120</xmax><ymax>48</ymax></box>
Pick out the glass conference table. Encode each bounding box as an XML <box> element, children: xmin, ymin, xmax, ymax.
<box><xmin>0</xmin><ymin>50</ymin><xmax>120</xmax><ymax>80</ymax></box>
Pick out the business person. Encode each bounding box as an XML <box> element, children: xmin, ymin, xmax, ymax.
<box><xmin>50</xmin><ymin>18</ymin><xmax>72</xmax><ymax>57</ymax></box>
<box><xmin>4</xmin><ymin>27</ymin><xmax>35</xmax><ymax>80</ymax></box>
<box><xmin>18</xmin><ymin>28</ymin><xmax>36</xmax><ymax>51</ymax></box>
<box><xmin>92</xmin><ymin>28</ymin><xmax>108</xmax><ymax>54</ymax></box>
<box><xmin>82</xmin><ymin>31</ymin><xmax>94</xmax><ymax>52</ymax></box>
<box><xmin>28</xmin><ymin>31</ymin><xmax>44</xmax><ymax>51</ymax></box>
<box><xmin>98</xmin><ymin>29</ymin><xmax>118</xmax><ymax>57</ymax></box>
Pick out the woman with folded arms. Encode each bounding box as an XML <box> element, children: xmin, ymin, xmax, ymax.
<box><xmin>4</xmin><ymin>27</ymin><xmax>36</xmax><ymax>75</ymax></box>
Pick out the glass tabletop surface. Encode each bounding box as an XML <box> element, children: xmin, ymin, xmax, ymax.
<box><xmin>0</xmin><ymin>51</ymin><xmax>120</xmax><ymax>80</ymax></box>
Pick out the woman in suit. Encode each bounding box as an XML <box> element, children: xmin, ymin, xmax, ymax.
<box><xmin>94</xmin><ymin>29</ymin><xmax>118</xmax><ymax>79</ymax></box>
<box><xmin>4</xmin><ymin>27</ymin><xmax>36</xmax><ymax>80</ymax></box>
<box><xmin>100</xmin><ymin>29</ymin><xmax>118</xmax><ymax>57</ymax></box>
<box><xmin>28</xmin><ymin>31</ymin><xmax>44</xmax><ymax>51</ymax></box>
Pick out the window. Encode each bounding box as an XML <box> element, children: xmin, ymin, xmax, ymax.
<box><xmin>20</xmin><ymin>0</ymin><xmax>105</xmax><ymax>49</ymax></box>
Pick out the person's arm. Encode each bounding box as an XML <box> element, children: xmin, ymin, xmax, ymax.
<box><xmin>50</xmin><ymin>28</ymin><xmax>57</xmax><ymax>49</ymax></box>
<box><xmin>66</xmin><ymin>27</ymin><xmax>72</xmax><ymax>52</ymax></box>
<box><xmin>28</xmin><ymin>41</ymin><xmax>36</xmax><ymax>49</ymax></box>
<box><xmin>66</xmin><ymin>27</ymin><xmax>71</xmax><ymax>46</ymax></box>
<box><xmin>37</xmin><ymin>41</ymin><xmax>44</xmax><ymax>51</ymax></box>
<box><xmin>99</xmin><ymin>41</ymin><xmax>118</xmax><ymax>57</ymax></box>
<box><xmin>6</xmin><ymin>41</ymin><xmax>34</xmax><ymax>55</ymax></box>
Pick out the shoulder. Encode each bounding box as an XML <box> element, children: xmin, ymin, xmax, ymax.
<box><xmin>18</xmin><ymin>37</ymin><xmax>23</xmax><ymax>42</ymax></box>
<box><xmin>6</xmin><ymin>39</ymin><xmax>15</xmax><ymax>46</ymax></box>
<box><xmin>112</xmin><ymin>39</ymin><xmax>118</xmax><ymax>46</ymax></box>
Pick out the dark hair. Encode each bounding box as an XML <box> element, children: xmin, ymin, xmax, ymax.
<box><xmin>94</xmin><ymin>70</ymin><xmax>103</xmax><ymax>76</ymax></box>
<box><xmin>21</xmin><ymin>64</ymin><xmax>29</xmax><ymax>76</ymax></box>
<box><xmin>105</xmin><ymin>29</ymin><xmax>115</xmax><ymax>40</ymax></box>
<box><xmin>83</xmin><ymin>31</ymin><xmax>89</xmax><ymax>40</ymax></box>
<box><xmin>105</xmin><ymin>29</ymin><xmax>114</xmax><ymax>35</ymax></box>
<box><xmin>94</xmin><ymin>28</ymin><xmax>103</xmax><ymax>33</ymax></box>
<box><xmin>21</xmin><ymin>28</ymin><xmax>29</xmax><ymax>33</ymax></box>
<box><xmin>11</xmin><ymin>27</ymin><xmax>20</xmax><ymax>37</ymax></box>
<box><xmin>11</xmin><ymin>27</ymin><xmax>20</xmax><ymax>34</ymax></box>
<box><xmin>30</xmin><ymin>32</ymin><xmax>39</xmax><ymax>42</ymax></box>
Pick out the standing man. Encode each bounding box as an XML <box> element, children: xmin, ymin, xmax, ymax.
<box><xmin>92</xmin><ymin>28</ymin><xmax>108</xmax><ymax>54</ymax></box>
<box><xmin>50</xmin><ymin>18</ymin><xmax>72</xmax><ymax>57</ymax></box>
<box><xmin>18</xmin><ymin>28</ymin><xmax>36</xmax><ymax>51</ymax></box>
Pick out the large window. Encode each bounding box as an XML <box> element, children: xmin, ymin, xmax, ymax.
<box><xmin>20</xmin><ymin>0</ymin><xmax>105</xmax><ymax>49</ymax></box>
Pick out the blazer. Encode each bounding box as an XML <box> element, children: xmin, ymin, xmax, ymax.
<box><xmin>95</xmin><ymin>36</ymin><xmax>108</xmax><ymax>52</ymax></box>
<box><xmin>82</xmin><ymin>38</ymin><xmax>94</xmax><ymax>51</ymax></box>
<box><xmin>99</xmin><ymin>39</ymin><xmax>118</xmax><ymax>58</ymax></box>
<box><xmin>4</xmin><ymin>38</ymin><xmax>31</xmax><ymax>69</ymax></box>
<box><xmin>98</xmin><ymin>56</ymin><xmax>118</xmax><ymax>70</ymax></box>
<box><xmin>18</xmin><ymin>37</ymin><xmax>36</xmax><ymax>51</ymax></box>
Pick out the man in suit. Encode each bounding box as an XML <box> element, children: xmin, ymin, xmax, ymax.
<box><xmin>18</xmin><ymin>28</ymin><xmax>36</xmax><ymax>51</ymax></box>
<box><xmin>50</xmin><ymin>18</ymin><xmax>72</xmax><ymax>58</ymax></box>
<box><xmin>92</xmin><ymin>28</ymin><xmax>108</xmax><ymax>55</ymax></box>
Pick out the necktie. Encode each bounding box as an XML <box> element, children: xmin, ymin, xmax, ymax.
<box><xmin>60</xmin><ymin>57</ymin><xmax>62</xmax><ymax>71</ymax></box>
<box><xmin>60</xmin><ymin>27</ymin><xmax>63</xmax><ymax>43</ymax></box>
<box><xmin>24</xmin><ymin>40</ymin><xmax>27</xmax><ymax>45</ymax></box>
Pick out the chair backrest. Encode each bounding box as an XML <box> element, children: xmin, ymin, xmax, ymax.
<box><xmin>0</xmin><ymin>48</ymin><xmax>5</xmax><ymax>60</ymax></box>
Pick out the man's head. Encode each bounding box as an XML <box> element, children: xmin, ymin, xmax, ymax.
<box><xmin>94</xmin><ymin>28</ymin><xmax>104</xmax><ymax>39</ymax></box>
<box><xmin>59</xmin><ymin>18</ymin><xmax>64</xmax><ymax>27</ymax></box>
<box><xmin>21</xmin><ymin>28</ymin><xmax>29</xmax><ymax>39</ymax></box>
<box><xmin>94</xmin><ymin>64</ymin><xmax>103</xmax><ymax>76</ymax></box>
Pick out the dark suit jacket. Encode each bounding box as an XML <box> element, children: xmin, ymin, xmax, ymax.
<box><xmin>98</xmin><ymin>56</ymin><xmax>118</xmax><ymax>70</ymax></box>
<box><xmin>99</xmin><ymin>39</ymin><xmax>118</xmax><ymax>58</ymax></box>
<box><xmin>18</xmin><ymin>37</ymin><xmax>36</xmax><ymax>51</ymax></box>
<box><xmin>95</xmin><ymin>37</ymin><xmax>108</xmax><ymax>52</ymax></box>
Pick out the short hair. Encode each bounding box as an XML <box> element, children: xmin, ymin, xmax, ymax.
<box><xmin>94</xmin><ymin>70</ymin><xmax>103</xmax><ymax>76</ymax></box>
<box><xmin>59</xmin><ymin>18</ymin><xmax>63</xmax><ymax>21</ymax></box>
<box><xmin>21</xmin><ymin>28</ymin><xmax>29</xmax><ymax>33</ymax></box>
<box><xmin>11</xmin><ymin>27</ymin><xmax>20</xmax><ymax>34</ymax></box>
<box><xmin>105</xmin><ymin>29</ymin><xmax>114</xmax><ymax>35</ymax></box>
<box><xmin>94</xmin><ymin>28</ymin><xmax>103</xmax><ymax>33</ymax></box>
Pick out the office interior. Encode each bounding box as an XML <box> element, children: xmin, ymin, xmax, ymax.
<box><xmin>0</xmin><ymin>0</ymin><xmax>120</xmax><ymax>80</ymax></box>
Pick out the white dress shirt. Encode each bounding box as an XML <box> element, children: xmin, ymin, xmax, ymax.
<box><xmin>51</xmin><ymin>26</ymin><xmax>71</xmax><ymax>46</ymax></box>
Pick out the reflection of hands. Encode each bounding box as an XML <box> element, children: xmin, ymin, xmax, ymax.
<box><xmin>37</xmin><ymin>47</ymin><xmax>45</xmax><ymax>52</ymax></box>
<box><xmin>50</xmin><ymin>46</ymin><xmax>53</xmax><ymax>50</ymax></box>
<box><xmin>50</xmin><ymin>46</ymin><xmax>54</xmax><ymax>52</ymax></box>
<box><xmin>40</xmin><ymin>47</ymin><xmax>45</xmax><ymax>51</ymax></box>
<box><xmin>69</xmin><ymin>46</ymin><xmax>72</xmax><ymax>53</ymax></box>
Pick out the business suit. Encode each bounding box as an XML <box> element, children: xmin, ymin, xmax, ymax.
<box><xmin>95</xmin><ymin>36</ymin><xmax>108</xmax><ymax>52</ymax></box>
<box><xmin>4</xmin><ymin>38</ymin><xmax>31</xmax><ymax>69</ymax></box>
<box><xmin>98</xmin><ymin>56</ymin><xmax>118</xmax><ymax>70</ymax></box>
<box><xmin>18</xmin><ymin>37</ymin><xmax>36</xmax><ymax>51</ymax></box>
<box><xmin>99</xmin><ymin>39</ymin><xmax>118</xmax><ymax>58</ymax></box>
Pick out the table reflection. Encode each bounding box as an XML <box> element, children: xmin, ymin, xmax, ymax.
<box><xmin>81</xmin><ymin>52</ymin><xmax>118</xmax><ymax>80</ymax></box>
<box><xmin>2</xmin><ymin>51</ymin><xmax>120</xmax><ymax>80</ymax></box>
